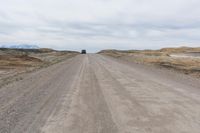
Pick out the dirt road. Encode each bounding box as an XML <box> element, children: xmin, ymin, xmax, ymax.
<box><xmin>0</xmin><ymin>54</ymin><xmax>200</xmax><ymax>133</ymax></box>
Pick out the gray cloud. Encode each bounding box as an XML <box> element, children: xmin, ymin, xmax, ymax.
<box><xmin>0</xmin><ymin>0</ymin><xmax>200</xmax><ymax>52</ymax></box>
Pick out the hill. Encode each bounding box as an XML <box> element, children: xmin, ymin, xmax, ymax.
<box><xmin>99</xmin><ymin>47</ymin><xmax>200</xmax><ymax>78</ymax></box>
<box><xmin>0</xmin><ymin>48</ymin><xmax>80</xmax><ymax>87</ymax></box>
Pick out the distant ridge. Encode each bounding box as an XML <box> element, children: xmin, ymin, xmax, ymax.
<box><xmin>0</xmin><ymin>44</ymin><xmax>39</xmax><ymax>49</ymax></box>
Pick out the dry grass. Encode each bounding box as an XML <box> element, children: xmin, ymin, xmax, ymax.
<box><xmin>0</xmin><ymin>48</ymin><xmax>80</xmax><ymax>86</ymax></box>
<box><xmin>99</xmin><ymin>47</ymin><xmax>200</xmax><ymax>78</ymax></box>
<box><xmin>0</xmin><ymin>48</ymin><xmax>79</xmax><ymax>68</ymax></box>
<box><xmin>0</xmin><ymin>55</ymin><xmax>43</xmax><ymax>68</ymax></box>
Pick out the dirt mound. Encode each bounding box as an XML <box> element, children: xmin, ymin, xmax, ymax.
<box><xmin>99</xmin><ymin>47</ymin><xmax>200</xmax><ymax>78</ymax></box>
<box><xmin>0</xmin><ymin>55</ymin><xmax>42</xmax><ymax>62</ymax></box>
<box><xmin>160</xmin><ymin>47</ymin><xmax>200</xmax><ymax>53</ymax></box>
<box><xmin>0</xmin><ymin>55</ymin><xmax>43</xmax><ymax>67</ymax></box>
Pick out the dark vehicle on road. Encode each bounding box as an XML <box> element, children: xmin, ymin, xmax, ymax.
<box><xmin>81</xmin><ymin>50</ymin><xmax>86</xmax><ymax>54</ymax></box>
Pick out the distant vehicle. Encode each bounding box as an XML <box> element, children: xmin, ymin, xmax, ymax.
<box><xmin>81</xmin><ymin>50</ymin><xmax>86</xmax><ymax>54</ymax></box>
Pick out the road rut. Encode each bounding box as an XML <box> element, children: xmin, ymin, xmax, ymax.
<box><xmin>0</xmin><ymin>54</ymin><xmax>200</xmax><ymax>133</ymax></box>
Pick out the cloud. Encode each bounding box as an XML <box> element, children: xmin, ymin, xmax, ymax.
<box><xmin>0</xmin><ymin>0</ymin><xmax>200</xmax><ymax>52</ymax></box>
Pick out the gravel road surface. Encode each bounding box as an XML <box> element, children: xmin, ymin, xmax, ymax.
<box><xmin>0</xmin><ymin>54</ymin><xmax>200</xmax><ymax>133</ymax></box>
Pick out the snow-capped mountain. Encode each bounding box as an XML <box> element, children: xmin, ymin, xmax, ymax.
<box><xmin>0</xmin><ymin>44</ymin><xmax>39</xmax><ymax>49</ymax></box>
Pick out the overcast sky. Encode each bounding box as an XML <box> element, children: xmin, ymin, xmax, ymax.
<box><xmin>0</xmin><ymin>0</ymin><xmax>200</xmax><ymax>52</ymax></box>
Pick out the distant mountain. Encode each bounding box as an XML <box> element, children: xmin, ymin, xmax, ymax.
<box><xmin>0</xmin><ymin>44</ymin><xmax>39</xmax><ymax>49</ymax></box>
